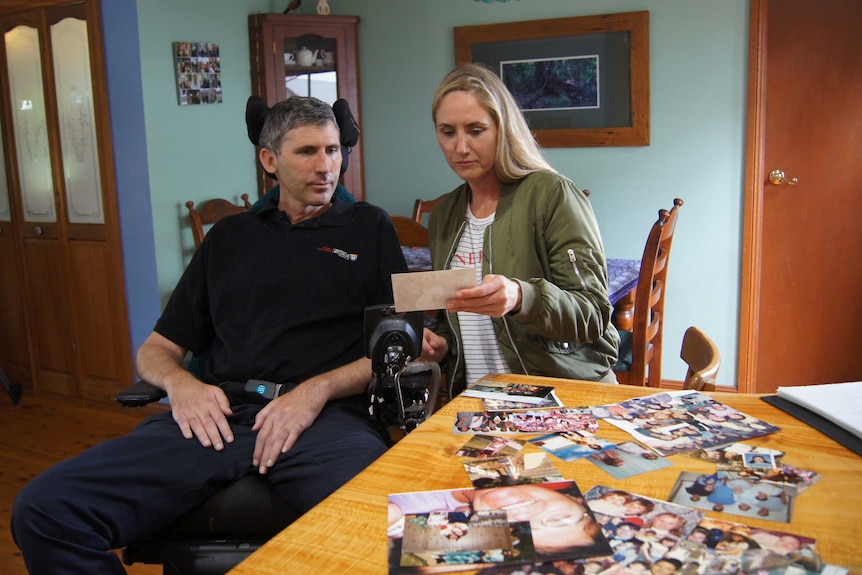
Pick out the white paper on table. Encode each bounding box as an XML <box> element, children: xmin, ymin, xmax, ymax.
<box><xmin>776</xmin><ymin>381</ymin><xmax>862</xmax><ymax>440</ymax></box>
<box><xmin>391</xmin><ymin>268</ymin><xmax>475</xmax><ymax>312</ymax></box>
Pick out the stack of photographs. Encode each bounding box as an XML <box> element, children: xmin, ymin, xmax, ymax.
<box><xmin>462</xmin><ymin>380</ymin><xmax>556</xmax><ymax>405</ymax></box>
<box><xmin>461</xmin><ymin>452</ymin><xmax>564</xmax><ymax>489</ymax></box>
<box><xmin>390</xmin><ymin>384</ymin><xmax>847</xmax><ymax>574</ymax></box>
<box><xmin>684</xmin><ymin>442</ymin><xmax>821</xmax><ymax>495</ymax></box>
<box><xmin>528</xmin><ymin>431</ymin><xmax>616</xmax><ymax>462</ymax></box>
<box><xmin>593</xmin><ymin>390</ymin><xmax>780</xmax><ymax>456</ymax></box>
<box><xmin>482</xmin><ymin>390</ymin><xmax>564</xmax><ymax>411</ymax></box>
<box><xmin>455</xmin><ymin>434</ymin><xmax>527</xmax><ymax>459</ymax></box>
<box><xmin>387</xmin><ymin>481</ymin><xmax>611</xmax><ymax>573</ymax></box>
<box><xmin>583</xmin><ymin>441</ymin><xmax>673</xmax><ymax>479</ymax></box>
<box><xmin>669</xmin><ymin>470</ymin><xmax>797</xmax><ymax>523</ymax></box>
<box><xmin>454</xmin><ymin>408</ymin><xmax>599</xmax><ymax>435</ymax></box>
<box><xmin>478</xmin><ymin>491</ymin><xmax>845</xmax><ymax>575</ymax></box>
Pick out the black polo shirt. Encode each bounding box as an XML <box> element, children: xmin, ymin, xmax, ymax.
<box><xmin>154</xmin><ymin>197</ymin><xmax>407</xmax><ymax>386</ymax></box>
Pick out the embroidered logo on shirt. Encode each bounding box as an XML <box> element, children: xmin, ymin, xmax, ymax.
<box><xmin>317</xmin><ymin>246</ymin><xmax>358</xmax><ymax>261</ymax></box>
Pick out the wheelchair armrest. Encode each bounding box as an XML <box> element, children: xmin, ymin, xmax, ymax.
<box><xmin>114</xmin><ymin>380</ymin><xmax>167</xmax><ymax>407</ymax></box>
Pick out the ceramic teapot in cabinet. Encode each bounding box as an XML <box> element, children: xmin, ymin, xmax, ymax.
<box><xmin>296</xmin><ymin>47</ymin><xmax>315</xmax><ymax>67</ymax></box>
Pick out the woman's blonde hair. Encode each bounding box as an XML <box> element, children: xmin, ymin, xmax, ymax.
<box><xmin>431</xmin><ymin>63</ymin><xmax>556</xmax><ymax>182</ymax></box>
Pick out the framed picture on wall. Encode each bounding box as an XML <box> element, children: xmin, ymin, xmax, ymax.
<box><xmin>454</xmin><ymin>11</ymin><xmax>649</xmax><ymax>147</ymax></box>
<box><xmin>174</xmin><ymin>41</ymin><xmax>222</xmax><ymax>106</ymax></box>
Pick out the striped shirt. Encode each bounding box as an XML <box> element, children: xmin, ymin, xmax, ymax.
<box><xmin>449</xmin><ymin>207</ymin><xmax>511</xmax><ymax>384</ymax></box>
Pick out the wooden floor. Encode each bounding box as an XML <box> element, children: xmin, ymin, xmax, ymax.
<box><xmin>0</xmin><ymin>388</ymin><xmax>166</xmax><ymax>575</ymax></box>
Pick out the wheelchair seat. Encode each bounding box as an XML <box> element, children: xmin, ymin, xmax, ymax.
<box><xmin>121</xmin><ymin>473</ymin><xmax>299</xmax><ymax>575</ymax></box>
<box><xmin>115</xmin><ymin>381</ymin><xmax>301</xmax><ymax>575</ymax></box>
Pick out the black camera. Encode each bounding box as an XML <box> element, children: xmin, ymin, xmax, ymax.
<box><xmin>364</xmin><ymin>305</ymin><xmax>440</xmax><ymax>432</ymax></box>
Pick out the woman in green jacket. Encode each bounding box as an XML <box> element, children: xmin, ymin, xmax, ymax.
<box><xmin>421</xmin><ymin>64</ymin><xmax>619</xmax><ymax>398</ymax></box>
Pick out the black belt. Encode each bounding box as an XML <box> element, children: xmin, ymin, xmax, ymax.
<box><xmin>218</xmin><ymin>380</ymin><xmax>296</xmax><ymax>405</ymax></box>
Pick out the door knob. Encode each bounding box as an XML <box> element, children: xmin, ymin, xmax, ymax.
<box><xmin>768</xmin><ymin>169</ymin><xmax>798</xmax><ymax>185</ymax></box>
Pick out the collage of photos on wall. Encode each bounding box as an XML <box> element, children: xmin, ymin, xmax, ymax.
<box><xmin>174</xmin><ymin>41</ymin><xmax>222</xmax><ymax>106</ymax></box>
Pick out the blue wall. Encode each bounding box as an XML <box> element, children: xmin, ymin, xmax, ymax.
<box><xmin>100</xmin><ymin>0</ymin><xmax>161</xmax><ymax>362</ymax></box>
<box><xmin>124</xmin><ymin>0</ymin><xmax>747</xmax><ymax>385</ymax></box>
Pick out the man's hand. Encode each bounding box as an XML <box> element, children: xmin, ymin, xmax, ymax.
<box><xmin>252</xmin><ymin>383</ymin><xmax>327</xmax><ymax>474</ymax></box>
<box><xmin>136</xmin><ymin>332</ymin><xmax>234</xmax><ymax>451</ymax></box>
<box><xmin>168</xmin><ymin>379</ymin><xmax>235</xmax><ymax>450</ymax></box>
<box><xmin>446</xmin><ymin>274</ymin><xmax>521</xmax><ymax>317</ymax></box>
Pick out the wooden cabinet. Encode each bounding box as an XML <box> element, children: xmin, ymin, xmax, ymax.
<box><xmin>248</xmin><ymin>14</ymin><xmax>364</xmax><ymax>201</ymax></box>
<box><xmin>0</xmin><ymin>0</ymin><xmax>134</xmax><ymax>402</ymax></box>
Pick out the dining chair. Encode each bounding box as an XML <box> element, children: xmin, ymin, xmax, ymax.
<box><xmin>186</xmin><ymin>194</ymin><xmax>253</xmax><ymax>248</ymax></box>
<box><xmin>412</xmin><ymin>194</ymin><xmax>447</xmax><ymax>226</ymax></box>
<box><xmin>391</xmin><ymin>215</ymin><xmax>430</xmax><ymax>248</ymax></box>
<box><xmin>613</xmin><ymin>198</ymin><xmax>684</xmax><ymax>387</ymax></box>
<box><xmin>680</xmin><ymin>326</ymin><xmax>720</xmax><ymax>392</ymax></box>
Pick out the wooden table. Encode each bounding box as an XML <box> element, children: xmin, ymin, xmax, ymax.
<box><xmin>228</xmin><ymin>375</ymin><xmax>862</xmax><ymax>574</ymax></box>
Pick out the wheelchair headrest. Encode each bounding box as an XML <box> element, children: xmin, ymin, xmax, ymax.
<box><xmin>245</xmin><ymin>96</ymin><xmax>359</xmax><ymax>178</ymax></box>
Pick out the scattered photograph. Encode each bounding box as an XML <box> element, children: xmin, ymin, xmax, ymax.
<box><xmin>453</xmin><ymin>408</ymin><xmax>599</xmax><ymax>435</ymax></box>
<box><xmin>529</xmin><ymin>431</ymin><xmax>616</xmax><ymax>462</ymax></box>
<box><xmin>480</xmin><ymin>517</ymin><xmax>844</xmax><ymax>575</ymax></box>
<box><xmin>582</xmin><ymin>485</ymin><xmax>704</xmax><ymax>573</ymax></box>
<box><xmin>745</xmin><ymin>526</ymin><xmax>831</xmax><ymax>574</ymax></box>
<box><xmin>463</xmin><ymin>379</ymin><xmax>555</xmax><ymax>404</ymax></box>
<box><xmin>743</xmin><ymin>451</ymin><xmax>777</xmax><ymax>470</ymax></box>
<box><xmin>584</xmin><ymin>485</ymin><xmax>704</xmax><ymax>537</ymax></box>
<box><xmin>680</xmin><ymin>518</ymin><xmax>842</xmax><ymax>575</ymax></box>
<box><xmin>594</xmin><ymin>390</ymin><xmax>781</xmax><ymax>456</ymax></box>
<box><xmin>684</xmin><ymin>441</ymin><xmax>785</xmax><ymax>469</ymax></box>
<box><xmin>668</xmin><ymin>470</ymin><xmax>795</xmax><ymax>523</ymax></box>
<box><xmin>388</xmin><ymin>481</ymin><xmax>611</xmax><ymax>573</ymax></box>
<box><xmin>455</xmin><ymin>434</ymin><xmax>525</xmax><ymax>459</ymax></box>
<box><xmin>483</xmin><ymin>390</ymin><xmax>564</xmax><ymax>411</ymax></box>
<box><xmin>585</xmin><ymin>441</ymin><xmax>672</xmax><ymax>479</ymax></box>
<box><xmin>400</xmin><ymin>509</ymin><xmax>535</xmax><ymax>571</ymax></box>
<box><xmin>746</xmin><ymin>463</ymin><xmax>821</xmax><ymax>495</ymax></box>
<box><xmin>462</xmin><ymin>452</ymin><xmax>563</xmax><ymax>489</ymax></box>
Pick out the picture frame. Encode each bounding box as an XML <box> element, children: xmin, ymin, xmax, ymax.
<box><xmin>454</xmin><ymin>11</ymin><xmax>649</xmax><ymax>147</ymax></box>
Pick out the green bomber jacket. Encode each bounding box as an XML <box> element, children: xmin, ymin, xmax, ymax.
<box><xmin>428</xmin><ymin>170</ymin><xmax>620</xmax><ymax>398</ymax></box>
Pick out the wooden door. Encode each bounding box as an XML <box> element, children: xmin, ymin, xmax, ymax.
<box><xmin>0</xmin><ymin>40</ymin><xmax>31</xmax><ymax>388</ymax></box>
<box><xmin>1</xmin><ymin>9</ymin><xmax>77</xmax><ymax>396</ymax></box>
<box><xmin>739</xmin><ymin>0</ymin><xmax>862</xmax><ymax>393</ymax></box>
<box><xmin>0</xmin><ymin>0</ymin><xmax>134</xmax><ymax>402</ymax></box>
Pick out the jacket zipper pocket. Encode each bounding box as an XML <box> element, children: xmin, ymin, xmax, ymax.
<box><xmin>567</xmin><ymin>248</ymin><xmax>585</xmax><ymax>289</ymax></box>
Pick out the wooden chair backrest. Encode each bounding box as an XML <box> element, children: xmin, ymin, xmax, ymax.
<box><xmin>615</xmin><ymin>198</ymin><xmax>683</xmax><ymax>387</ymax></box>
<box><xmin>186</xmin><ymin>194</ymin><xmax>252</xmax><ymax>248</ymax></box>
<box><xmin>680</xmin><ymin>326</ymin><xmax>720</xmax><ymax>391</ymax></box>
<box><xmin>412</xmin><ymin>194</ymin><xmax>447</xmax><ymax>226</ymax></box>
<box><xmin>391</xmin><ymin>215</ymin><xmax>429</xmax><ymax>248</ymax></box>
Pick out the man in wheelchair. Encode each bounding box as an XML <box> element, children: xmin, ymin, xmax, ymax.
<box><xmin>12</xmin><ymin>96</ymin><xmax>409</xmax><ymax>574</ymax></box>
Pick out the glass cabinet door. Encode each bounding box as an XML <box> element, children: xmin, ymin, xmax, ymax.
<box><xmin>271</xmin><ymin>23</ymin><xmax>351</xmax><ymax>107</ymax></box>
<box><xmin>4</xmin><ymin>23</ymin><xmax>56</xmax><ymax>224</ymax></box>
<box><xmin>282</xmin><ymin>33</ymin><xmax>338</xmax><ymax>104</ymax></box>
<box><xmin>51</xmin><ymin>15</ymin><xmax>103</xmax><ymax>224</ymax></box>
<box><xmin>0</xmin><ymin>83</ymin><xmax>10</xmax><ymax>224</ymax></box>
